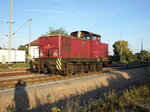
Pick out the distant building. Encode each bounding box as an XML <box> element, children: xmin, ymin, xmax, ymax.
<box><xmin>25</xmin><ymin>39</ymin><xmax>39</xmax><ymax>59</ymax></box>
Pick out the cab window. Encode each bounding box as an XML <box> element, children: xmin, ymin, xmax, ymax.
<box><xmin>83</xmin><ymin>33</ymin><xmax>90</xmax><ymax>39</ymax></box>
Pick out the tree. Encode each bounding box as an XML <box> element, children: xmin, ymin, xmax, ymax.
<box><xmin>138</xmin><ymin>50</ymin><xmax>149</xmax><ymax>61</ymax></box>
<box><xmin>47</xmin><ymin>27</ymin><xmax>68</xmax><ymax>35</ymax></box>
<box><xmin>0</xmin><ymin>47</ymin><xmax>2</xmax><ymax>49</ymax></box>
<box><xmin>18</xmin><ymin>45</ymin><xmax>28</xmax><ymax>54</ymax></box>
<box><xmin>133</xmin><ymin>53</ymin><xmax>139</xmax><ymax>61</ymax></box>
<box><xmin>113</xmin><ymin>40</ymin><xmax>132</xmax><ymax>61</ymax></box>
<box><xmin>18</xmin><ymin>45</ymin><xmax>27</xmax><ymax>51</ymax></box>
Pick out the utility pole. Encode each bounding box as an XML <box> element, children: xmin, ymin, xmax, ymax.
<box><xmin>120</xmin><ymin>31</ymin><xmax>122</xmax><ymax>62</ymax></box>
<box><xmin>141</xmin><ymin>38</ymin><xmax>143</xmax><ymax>51</ymax></box>
<box><xmin>2</xmin><ymin>0</ymin><xmax>32</xmax><ymax>65</ymax></box>
<box><xmin>28</xmin><ymin>19</ymin><xmax>32</xmax><ymax>65</ymax></box>
<box><xmin>148</xmin><ymin>50</ymin><xmax>150</xmax><ymax>62</ymax></box>
<box><xmin>141</xmin><ymin>38</ymin><xmax>143</xmax><ymax>61</ymax></box>
<box><xmin>8</xmin><ymin>0</ymin><xmax>13</xmax><ymax>65</ymax></box>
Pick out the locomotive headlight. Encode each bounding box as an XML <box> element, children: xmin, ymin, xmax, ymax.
<box><xmin>54</xmin><ymin>49</ymin><xmax>58</xmax><ymax>57</ymax></box>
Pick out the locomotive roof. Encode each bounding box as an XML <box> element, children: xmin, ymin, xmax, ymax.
<box><xmin>25</xmin><ymin>31</ymin><xmax>102</xmax><ymax>46</ymax></box>
<box><xmin>40</xmin><ymin>31</ymin><xmax>101</xmax><ymax>38</ymax></box>
<box><xmin>71</xmin><ymin>30</ymin><xmax>101</xmax><ymax>37</ymax></box>
<box><xmin>40</xmin><ymin>34</ymin><xmax>72</xmax><ymax>38</ymax></box>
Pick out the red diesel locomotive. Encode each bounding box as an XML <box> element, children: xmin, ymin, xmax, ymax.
<box><xmin>33</xmin><ymin>31</ymin><xmax>109</xmax><ymax>75</ymax></box>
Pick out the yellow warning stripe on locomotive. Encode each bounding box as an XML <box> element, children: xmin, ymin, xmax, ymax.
<box><xmin>56</xmin><ymin>58</ymin><xmax>62</xmax><ymax>70</ymax></box>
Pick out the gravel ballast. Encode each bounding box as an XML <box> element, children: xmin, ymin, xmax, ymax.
<box><xmin>0</xmin><ymin>67</ymin><xmax>150</xmax><ymax>112</ymax></box>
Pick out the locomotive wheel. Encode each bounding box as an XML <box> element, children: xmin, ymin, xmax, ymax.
<box><xmin>84</xmin><ymin>64</ymin><xmax>89</xmax><ymax>73</ymax></box>
<box><xmin>54</xmin><ymin>70</ymin><xmax>59</xmax><ymax>75</ymax></box>
<box><xmin>89</xmin><ymin>64</ymin><xmax>94</xmax><ymax>72</ymax></box>
<box><xmin>65</xmin><ymin>65</ymin><xmax>74</xmax><ymax>75</ymax></box>
<box><xmin>96</xmin><ymin>64</ymin><xmax>102</xmax><ymax>71</ymax></box>
<box><xmin>43</xmin><ymin>68</ymin><xmax>48</xmax><ymax>74</ymax></box>
<box><xmin>77</xmin><ymin>64</ymin><xmax>84</xmax><ymax>74</ymax></box>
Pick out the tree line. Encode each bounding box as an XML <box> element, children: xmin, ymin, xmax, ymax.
<box><xmin>113</xmin><ymin>40</ymin><xmax>149</xmax><ymax>63</ymax></box>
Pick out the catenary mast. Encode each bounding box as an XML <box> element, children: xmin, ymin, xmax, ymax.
<box><xmin>8</xmin><ymin>0</ymin><xmax>13</xmax><ymax>65</ymax></box>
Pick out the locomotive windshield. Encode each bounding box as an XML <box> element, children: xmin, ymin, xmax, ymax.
<box><xmin>83</xmin><ymin>33</ymin><xmax>90</xmax><ymax>39</ymax></box>
<box><xmin>71</xmin><ymin>31</ymin><xmax>101</xmax><ymax>41</ymax></box>
<box><xmin>71</xmin><ymin>31</ymin><xmax>91</xmax><ymax>39</ymax></box>
<box><xmin>92</xmin><ymin>35</ymin><xmax>100</xmax><ymax>41</ymax></box>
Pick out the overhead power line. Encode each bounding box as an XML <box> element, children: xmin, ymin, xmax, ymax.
<box><xmin>13</xmin><ymin>18</ymin><xmax>32</xmax><ymax>36</ymax></box>
<box><xmin>0</xmin><ymin>31</ymin><xmax>7</xmax><ymax>36</ymax></box>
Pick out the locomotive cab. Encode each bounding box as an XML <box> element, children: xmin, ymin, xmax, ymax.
<box><xmin>71</xmin><ymin>31</ymin><xmax>101</xmax><ymax>41</ymax></box>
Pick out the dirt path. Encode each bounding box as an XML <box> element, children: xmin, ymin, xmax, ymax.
<box><xmin>0</xmin><ymin>67</ymin><xmax>150</xmax><ymax>112</ymax></box>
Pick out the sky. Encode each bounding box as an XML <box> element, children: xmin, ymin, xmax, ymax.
<box><xmin>0</xmin><ymin>0</ymin><xmax>150</xmax><ymax>55</ymax></box>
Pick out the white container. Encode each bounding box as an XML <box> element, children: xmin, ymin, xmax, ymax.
<box><xmin>0</xmin><ymin>49</ymin><xmax>26</xmax><ymax>63</ymax></box>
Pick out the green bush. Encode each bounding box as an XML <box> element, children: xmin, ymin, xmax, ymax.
<box><xmin>121</xmin><ymin>60</ymin><xmax>129</xmax><ymax>64</ymax></box>
<box><xmin>0</xmin><ymin>64</ymin><xmax>9</xmax><ymax>69</ymax></box>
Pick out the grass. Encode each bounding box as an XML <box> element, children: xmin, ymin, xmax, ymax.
<box><xmin>89</xmin><ymin>86</ymin><xmax>150</xmax><ymax>112</ymax></box>
<box><xmin>11</xmin><ymin>63</ymin><xmax>28</xmax><ymax>68</ymax></box>
<box><xmin>0</xmin><ymin>63</ymin><xmax>28</xmax><ymax>69</ymax></box>
<box><xmin>62</xmin><ymin>75</ymin><xmax>150</xmax><ymax>112</ymax></box>
<box><xmin>0</xmin><ymin>64</ymin><xmax>9</xmax><ymax>69</ymax></box>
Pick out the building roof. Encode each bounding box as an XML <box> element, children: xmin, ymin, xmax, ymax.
<box><xmin>25</xmin><ymin>39</ymin><xmax>39</xmax><ymax>46</ymax></box>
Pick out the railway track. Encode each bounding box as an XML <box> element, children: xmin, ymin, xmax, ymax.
<box><xmin>0</xmin><ymin>72</ymin><xmax>101</xmax><ymax>89</ymax></box>
<box><xmin>0</xmin><ymin>68</ymin><xmax>27</xmax><ymax>72</ymax></box>
<box><xmin>0</xmin><ymin>63</ymin><xmax>149</xmax><ymax>89</ymax></box>
<box><xmin>0</xmin><ymin>75</ymin><xmax>62</xmax><ymax>89</ymax></box>
<box><xmin>0</xmin><ymin>72</ymin><xmax>34</xmax><ymax>77</ymax></box>
<box><xmin>108</xmin><ymin>62</ymin><xmax>150</xmax><ymax>70</ymax></box>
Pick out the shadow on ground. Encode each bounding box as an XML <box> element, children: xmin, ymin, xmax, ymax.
<box><xmin>12</xmin><ymin>68</ymin><xmax>150</xmax><ymax>112</ymax></box>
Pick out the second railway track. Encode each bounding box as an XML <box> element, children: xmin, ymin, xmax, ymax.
<box><xmin>0</xmin><ymin>71</ymin><xmax>34</xmax><ymax>77</ymax></box>
<box><xmin>0</xmin><ymin>70</ymin><xmax>102</xmax><ymax>89</ymax></box>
